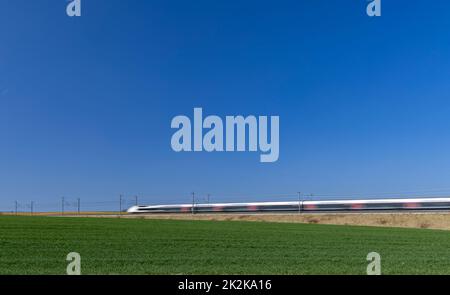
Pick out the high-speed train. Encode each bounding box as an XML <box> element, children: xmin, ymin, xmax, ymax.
<box><xmin>127</xmin><ymin>197</ymin><xmax>450</xmax><ymax>214</ymax></box>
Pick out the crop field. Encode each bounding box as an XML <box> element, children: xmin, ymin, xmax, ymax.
<box><xmin>1</xmin><ymin>216</ymin><xmax>450</xmax><ymax>274</ymax></box>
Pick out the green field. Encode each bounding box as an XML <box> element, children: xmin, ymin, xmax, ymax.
<box><xmin>1</xmin><ymin>216</ymin><xmax>450</xmax><ymax>274</ymax></box>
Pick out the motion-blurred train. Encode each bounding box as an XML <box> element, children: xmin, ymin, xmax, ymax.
<box><xmin>127</xmin><ymin>197</ymin><xmax>450</xmax><ymax>214</ymax></box>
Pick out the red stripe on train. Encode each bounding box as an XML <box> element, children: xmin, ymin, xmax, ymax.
<box><xmin>304</xmin><ymin>204</ymin><xmax>317</xmax><ymax>210</ymax></box>
<box><xmin>351</xmin><ymin>203</ymin><xmax>364</xmax><ymax>210</ymax></box>
<box><xmin>403</xmin><ymin>202</ymin><xmax>420</xmax><ymax>209</ymax></box>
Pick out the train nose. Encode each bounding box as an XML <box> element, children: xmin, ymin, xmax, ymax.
<box><xmin>127</xmin><ymin>206</ymin><xmax>139</xmax><ymax>213</ymax></box>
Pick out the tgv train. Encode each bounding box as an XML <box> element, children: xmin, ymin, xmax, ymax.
<box><xmin>127</xmin><ymin>197</ymin><xmax>450</xmax><ymax>214</ymax></box>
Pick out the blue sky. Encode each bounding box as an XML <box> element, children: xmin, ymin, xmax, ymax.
<box><xmin>2</xmin><ymin>0</ymin><xmax>450</xmax><ymax>211</ymax></box>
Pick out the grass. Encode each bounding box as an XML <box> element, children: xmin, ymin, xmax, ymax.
<box><xmin>1</xmin><ymin>216</ymin><xmax>450</xmax><ymax>274</ymax></box>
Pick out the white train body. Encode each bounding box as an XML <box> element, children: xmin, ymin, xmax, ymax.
<box><xmin>127</xmin><ymin>197</ymin><xmax>450</xmax><ymax>214</ymax></box>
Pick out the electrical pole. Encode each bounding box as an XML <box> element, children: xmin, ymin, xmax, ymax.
<box><xmin>297</xmin><ymin>192</ymin><xmax>302</xmax><ymax>213</ymax></box>
<box><xmin>119</xmin><ymin>194</ymin><xmax>123</xmax><ymax>217</ymax></box>
<box><xmin>135</xmin><ymin>195</ymin><xmax>138</xmax><ymax>206</ymax></box>
<box><xmin>15</xmin><ymin>201</ymin><xmax>18</xmax><ymax>215</ymax></box>
<box><xmin>62</xmin><ymin>197</ymin><xmax>65</xmax><ymax>215</ymax></box>
<box><xmin>207</xmin><ymin>194</ymin><xmax>210</xmax><ymax>204</ymax></box>
<box><xmin>77</xmin><ymin>198</ymin><xmax>80</xmax><ymax>215</ymax></box>
<box><xmin>191</xmin><ymin>192</ymin><xmax>195</xmax><ymax>214</ymax></box>
<box><xmin>31</xmin><ymin>201</ymin><xmax>34</xmax><ymax>215</ymax></box>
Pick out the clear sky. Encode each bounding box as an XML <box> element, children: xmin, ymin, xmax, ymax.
<box><xmin>2</xmin><ymin>0</ymin><xmax>450</xmax><ymax>211</ymax></box>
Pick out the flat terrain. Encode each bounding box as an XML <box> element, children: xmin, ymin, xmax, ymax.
<box><xmin>1</xmin><ymin>216</ymin><xmax>450</xmax><ymax>274</ymax></box>
<box><xmin>117</xmin><ymin>212</ymin><xmax>450</xmax><ymax>230</ymax></box>
<box><xmin>7</xmin><ymin>211</ymin><xmax>450</xmax><ymax>230</ymax></box>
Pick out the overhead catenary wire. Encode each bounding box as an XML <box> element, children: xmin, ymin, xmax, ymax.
<box><xmin>6</xmin><ymin>189</ymin><xmax>450</xmax><ymax>214</ymax></box>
